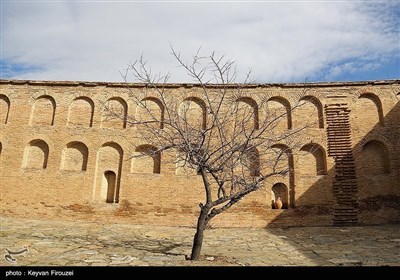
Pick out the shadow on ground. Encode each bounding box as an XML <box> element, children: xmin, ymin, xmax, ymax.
<box><xmin>1</xmin><ymin>217</ymin><xmax>399</xmax><ymax>266</ymax></box>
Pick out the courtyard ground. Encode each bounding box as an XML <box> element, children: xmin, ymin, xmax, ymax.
<box><xmin>1</xmin><ymin>217</ymin><xmax>399</xmax><ymax>266</ymax></box>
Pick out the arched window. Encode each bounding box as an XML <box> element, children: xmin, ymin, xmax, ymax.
<box><xmin>271</xmin><ymin>183</ymin><xmax>289</xmax><ymax>209</ymax></box>
<box><xmin>22</xmin><ymin>139</ymin><xmax>49</xmax><ymax>169</ymax></box>
<box><xmin>131</xmin><ymin>144</ymin><xmax>161</xmax><ymax>174</ymax></box>
<box><xmin>0</xmin><ymin>95</ymin><xmax>10</xmax><ymax>124</ymax></box>
<box><xmin>236</xmin><ymin>97</ymin><xmax>259</xmax><ymax>130</ymax></box>
<box><xmin>267</xmin><ymin>97</ymin><xmax>292</xmax><ymax>130</ymax></box>
<box><xmin>299</xmin><ymin>143</ymin><xmax>327</xmax><ymax>175</ymax></box>
<box><xmin>179</xmin><ymin>97</ymin><xmax>206</xmax><ymax>130</ymax></box>
<box><xmin>361</xmin><ymin>140</ymin><xmax>390</xmax><ymax>175</ymax></box>
<box><xmin>67</xmin><ymin>97</ymin><xmax>94</xmax><ymax>127</ymax></box>
<box><xmin>30</xmin><ymin>96</ymin><xmax>56</xmax><ymax>126</ymax></box>
<box><xmin>101</xmin><ymin>97</ymin><xmax>127</xmax><ymax>129</ymax></box>
<box><xmin>294</xmin><ymin>96</ymin><xmax>324</xmax><ymax>128</ymax></box>
<box><xmin>61</xmin><ymin>141</ymin><xmax>89</xmax><ymax>171</ymax></box>
<box><xmin>135</xmin><ymin>97</ymin><xmax>164</xmax><ymax>129</ymax></box>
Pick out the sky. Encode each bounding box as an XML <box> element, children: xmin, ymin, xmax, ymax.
<box><xmin>1</xmin><ymin>0</ymin><xmax>399</xmax><ymax>83</ymax></box>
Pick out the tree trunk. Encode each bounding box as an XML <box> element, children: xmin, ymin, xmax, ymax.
<box><xmin>190</xmin><ymin>207</ymin><xmax>209</xmax><ymax>260</ymax></box>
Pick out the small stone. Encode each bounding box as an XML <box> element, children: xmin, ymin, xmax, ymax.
<box><xmin>110</xmin><ymin>256</ymin><xmax>138</xmax><ymax>263</ymax></box>
<box><xmin>328</xmin><ymin>258</ymin><xmax>362</xmax><ymax>265</ymax></box>
<box><xmin>80</xmin><ymin>250</ymin><xmax>99</xmax><ymax>255</ymax></box>
<box><xmin>35</xmin><ymin>241</ymin><xmax>54</xmax><ymax>245</ymax></box>
<box><xmin>91</xmin><ymin>262</ymin><xmax>109</xmax><ymax>266</ymax></box>
<box><xmin>84</xmin><ymin>259</ymin><xmax>106</xmax><ymax>263</ymax></box>
<box><xmin>206</xmin><ymin>257</ymin><xmax>214</xmax><ymax>261</ymax></box>
<box><xmin>129</xmin><ymin>260</ymin><xmax>150</xmax><ymax>266</ymax></box>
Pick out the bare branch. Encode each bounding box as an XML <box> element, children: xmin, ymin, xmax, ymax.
<box><xmin>119</xmin><ymin>47</ymin><xmax>309</xmax><ymax>260</ymax></box>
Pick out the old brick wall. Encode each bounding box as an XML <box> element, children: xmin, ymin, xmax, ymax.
<box><xmin>0</xmin><ymin>79</ymin><xmax>399</xmax><ymax>227</ymax></box>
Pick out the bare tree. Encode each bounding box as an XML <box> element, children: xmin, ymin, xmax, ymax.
<box><xmin>115</xmin><ymin>47</ymin><xmax>310</xmax><ymax>260</ymax></box>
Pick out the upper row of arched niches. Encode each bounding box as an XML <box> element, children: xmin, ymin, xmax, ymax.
<box><xmin>0</xmin><ymin>92</ymin><xmax>397</xmax><ymax>129</ymax></box>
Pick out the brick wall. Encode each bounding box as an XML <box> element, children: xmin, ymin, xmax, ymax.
<box><xmin>0</xmin><ymin>79</ymin><xmax>399</xmax><ymax>227</ymax></box>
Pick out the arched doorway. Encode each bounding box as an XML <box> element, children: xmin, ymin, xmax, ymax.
<box><xmin>103</xmin><ymin>171</ymin><xmax>116</xmax><ymax>203</ymax></box>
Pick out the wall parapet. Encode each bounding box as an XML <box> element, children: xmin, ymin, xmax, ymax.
<box><xmin>1</xmin><ymin>79</ymin><xmax>399</xmax><ymax>90</ymax></box>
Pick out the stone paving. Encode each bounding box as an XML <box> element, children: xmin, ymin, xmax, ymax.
<box><xmin>1</xmin><ymin>217</ymin><xmax>399</xmax><ymax>266</ymax></box>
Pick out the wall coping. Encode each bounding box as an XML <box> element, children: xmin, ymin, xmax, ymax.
<box><xmin>1</xmin><ymin>79</ymin><xmax>399</xmax><ymax>89</ymax></box>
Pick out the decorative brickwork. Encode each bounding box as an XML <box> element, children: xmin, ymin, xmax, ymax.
<box><xmin>325</xmin><ymin>104</ymin><xmax>358</xmax><ymax>225</ymax></box>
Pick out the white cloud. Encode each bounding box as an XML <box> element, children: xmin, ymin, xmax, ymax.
<box><xmin>1</xmin><ymin>1</ymin><xmax>399</xmax><ymax>83</ymax></box>
<box><xmin>326</xmin><ymin>60</ymin><xmax>381</xmax><ymax>79</ymax></box>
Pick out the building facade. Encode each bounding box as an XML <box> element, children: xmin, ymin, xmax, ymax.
<box><xmin>0</xmin><ymin>79</ymin><xmax>399</xmax><ymax>227</ymax></box>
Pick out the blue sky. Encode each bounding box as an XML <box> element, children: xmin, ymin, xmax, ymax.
<box><xmin>1</xmin><ymin>0</ymin><xmax>399</xmax><ymax>83</ymax></box>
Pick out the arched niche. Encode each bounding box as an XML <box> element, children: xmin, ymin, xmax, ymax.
<box><xmin>361</xmin><ymin>140</ymin><xmax>390</xmax><ymax>175</ymax></box>
<box><xmin>271</xmin><ymin>183</ymin><xmax>289</xmax><ymax>209</ymax></box>
<box><xmin>175</xmin><ymin>147</ymin><xmax>203</xmax><ymax>176</ymax></box>
<box><xmin>242</xmin><ymin>146</ymin><xmax>260</xmax><ymax>177</ymax></box>
<box><xmin>131</xmin><ymin>144</ymin><xmax>161</xmax><ymax>174</ymax></box>
<box><xmin>294</xmin><ymin>96</ymin><xmax>324</xmax><ymax>129</ymax></box>
<box><xmin>236</xmin><ymin>97</ymin><xmax>259</xmax><ymax>130</ymax></box>
<box><xmin>355</xmin><ymin>93</ymin><xmax>384</xmax><ymax>133</ymax></box>
<box><xmin>101</xmin><ymin>97</ymin><xmax>127</xmax><ymax>129</ymax></box>
<box><xmin>0</xmin><ymin>95</ymin><xmax>10</xmax><ymax>124</ymax></box>
<box><xmin>233</xmin><ymin>146</ymin><xmax>260</xmax><ymax>177</ymax></box>
<box><xmin>103</xmin><ymin>170</ymin><xmax>117</xmax><ymax>203</ymax></box>
<box><xmin>267</xmin><ymin>97</ymin><xmax>292</xmax><ymax>131</ymax></box>
<box><xmin>67</xmin><ymin>97</ymin><xmax>94</xmax><ymax>127</ymax></box>
<box><xmin>179</xmin><ymin>97</ymin><xmax>207</xmax><ymax>130</ymax></box>
<box><xmin>94</xmin><ymin>142</ymin><xmax>123</xmax><ymax>203</ymax></box>
<box><xmin>30</xmin><ymin>96</ymin><xmax>56</xmax><ymax>126</ymax></box>
<box><xmin>271</xmin><ymin>144</ymin><xmax>295</xmax><ymax>207</ymax></box>
<box><xmin>22</xmin><ymin>139</ymin><xmax>49</xmax><ymax>169</ymax></box>
<box><xmin>135</xmin><ymin>97</ymin><xmax>164</xmax><ymax>129</ymax></box>
<box><xmin>299</xmin><ymin>143</ymin><xmax>327</xmax><ymax>175</ymax></box>
<box><xmin>61</xmin><ymin>141</ymin><xmax>89</xmax><ymax>171</ymax></box>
